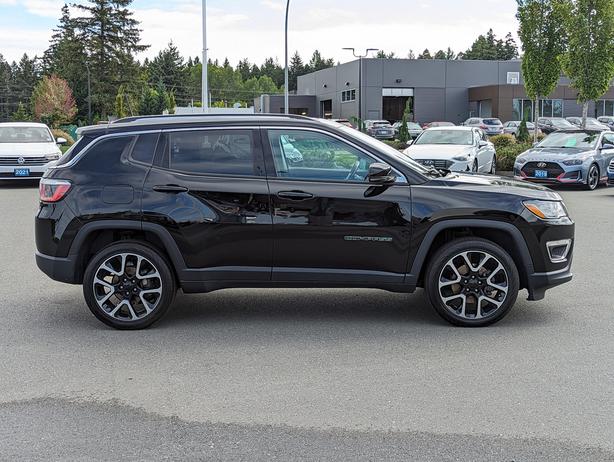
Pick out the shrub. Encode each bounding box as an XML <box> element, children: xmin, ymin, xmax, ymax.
<box><xmin>489</xmin><ymin>133</ymin><xmax>516</xmax><ymax>149</ymax></box>
<box><xmin>51</xmin><ymin>129</ymin><xmax>75</xmax><ymax>146</ymax></box>
<box><xmin>496</xmin><ymin>142</ymin><xmax>532</xmax><ymax>171</ymax></box>
<box><xmin>383</xmin><ymin>140</ymin><xmax>408</xmax><ymax>151</ymax></box>
<box><xmin>517</xmin><ymin>119</ymin><xmax>530</xmax><ymax>142</ymax></box>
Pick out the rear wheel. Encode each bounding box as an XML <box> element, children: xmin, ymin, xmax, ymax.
<box><xmin>425</xmin><ymin>238</ymin><xmax>519</xmax><ymax>327</ymax></box>
<box><xmin>83</xmin><ymin>241</ymin><xmax>176</xmax><ymax>329</ymax></box>
<box><xmin>490</xmin><ymin>155</ymin><xmax>497</xmax><ymax>174</ymax></box>
<box><xmin>585</xmin><ymin>163</ymin><xmax>599</xmax><ymax>190</ymax></box>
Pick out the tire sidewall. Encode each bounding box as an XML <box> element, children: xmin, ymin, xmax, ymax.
<box><xmin>586</xmin><ymin>164</ymin><xmax>599</xmax><ymax>190</ymax></box>
<box><xmin>425</xmin><ymin>238</ymin><xmax>520</xmax><ymax>327</ymax></box>
<box><xmin>83</xmin><ymin>241</ymin><xmax>176</xmax><ymax>330</ymax></box>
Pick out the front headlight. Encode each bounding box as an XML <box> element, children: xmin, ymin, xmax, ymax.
<box><xmin>452</xmin><ymin>155</ymin><xmax>469</xmax><ymax>161</ymax></box>
<box><xmin>562</xmin><ymin>159</ymin><xmax>584</xmax><ymax>166</ymax></box>
<box><xmin>523</xmin><ymin>200</ymin><xmax>568</xmax><ymax>219</ymax></box>
<box><xmin>45</xmin><ymin>153</ymin><xmax>61</xmax><ymax>161</ymax></box>
<box><xmin>515</xmin><ymin>157</ymin><xmax>528</xmax><ymax>165</ymax></box>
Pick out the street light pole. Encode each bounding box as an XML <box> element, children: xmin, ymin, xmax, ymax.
<box><xmin>202</xmin><ymin>0</ymin><xmax>209</xmax><ymax>113</ymax></box>
<box><xmin>284</xmin><ymin>0</ymin><xmax>290</xmax><ymax>115</ymax></box>
<box><xmin>342</xmin><ymin>48</ymin><xmax>378</xmax><ymax>127</ymax></box>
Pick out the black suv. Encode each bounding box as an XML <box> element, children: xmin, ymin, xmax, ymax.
<box><xmin>35</xmin><ymin>115</ymin><xmax>574</xmax><ymax>329</ymax></box>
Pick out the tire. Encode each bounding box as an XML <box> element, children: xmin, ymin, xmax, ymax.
<box><xmin>585</xmin><ymin>163</ymin><xmax>599</xmax><ymax>190</ymax></box>
<box><xmin>83</xmin><ymin>241</ymin><xmax>176</xmax><ymax>330</ymax></box>
<box><xmin>424</xmin><ymin>238</ymin><xmax>520</xmax><ymax>327</ymax></box>
<box><xmin>490</xmin><ymin>155</ymin><xmax>497</xmax><ymax>174</ymax></box>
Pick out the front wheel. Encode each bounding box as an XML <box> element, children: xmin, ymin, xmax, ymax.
<box><xmin>585</xmin><ymin>164</ymin><xmax>599</xmax><ymax>190</ymax></box>
<box><xmin>83</xmin><ymin>241</ymin><xmax>176</xmax><ymax>329</ymax></box>
<box><xmin>425</xmin><ymin>238</ymin><xmax>519</xmax><ymax>327</ymax></box>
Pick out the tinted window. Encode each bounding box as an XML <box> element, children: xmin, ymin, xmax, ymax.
<box><xmin>166</xmin><ymin>130</ymin><xmax>255</xmax><ymax>176</ymax></box>
<box><xmin>55</xmin><ymin>135</ymin><xmax>97</xmax><ymax>166</ymax></box>
<box><xmin>75</xmin><ymin>136</ymin><xmax>135</xmax><ymax>173</ymax></box>
<box><xmin>267</xmin><ymin>129</ymin><xmax>380</xmax><ymax>182</ymax></box>
<box><xmin>131</xmin><ymin>133</ymin><xmax>159</xmax><ymax>165</ymax></box>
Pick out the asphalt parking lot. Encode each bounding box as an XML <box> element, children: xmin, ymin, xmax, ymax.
<box><xmin>0</xmin><ymin>181</ymin><xmax>613</xmax><ymax>461</ymax></box>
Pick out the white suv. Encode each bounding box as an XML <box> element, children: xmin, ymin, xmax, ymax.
<box><xmin>0</xmin><ymin>123</ymin><xmax>65</xmax><ymax>180</ymax></box>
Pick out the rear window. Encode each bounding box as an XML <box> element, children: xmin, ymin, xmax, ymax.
<box><xmin>55</xmin><ymin>135</ymin><xmax>97</xmax><ymax>167</ymax></box>
<box><xmin>130</xmin><ymin>133</ymin><xmax>159</xmax><ymax>165</ymax></box>
<box><xmin>483</xmin><ymin>119</ymin><xmax>502</xmax><ymax>125</ymax></box>
<box><xmin>73</xmin><ymin>136</ymin><xmax>136</xmax><ymax>173</ymax></box>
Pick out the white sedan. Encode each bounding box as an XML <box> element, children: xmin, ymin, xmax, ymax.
<box><xmin>0</xmin><ymin>122</ymin><xmax>66</xmax><ymax>180</ymax></box>
<box><xmin>403</xmin><ymin>126</ymin><xmax>497</xmax><ymax>174</ymax></box>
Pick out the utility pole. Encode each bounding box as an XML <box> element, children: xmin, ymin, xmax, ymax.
<box><xmin>284</xmin><ymin>0</ymin><xmax>290</xmax><ymax>114</ymax></box>
<box><xmin>202</xmin><ymin>0</ymin><xmax>209</xmax><ymax>113</ymax></box>
<box><xmin>342</xmin><ymin>48</ymin><xmax>378</xmax><ymax>126</ymax></box>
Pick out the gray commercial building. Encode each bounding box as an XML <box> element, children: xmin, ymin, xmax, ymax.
<box><xmin>255</xmin><ymin>59</ymin><xmax>614</xmax><ymax>124</ymax></box>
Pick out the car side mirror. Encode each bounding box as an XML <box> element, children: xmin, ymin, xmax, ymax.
<box><xmin>602</xmin><ymin>143</ymin><xmax>614</xmax><ymax>150</ymax></box>
<box><xmin>478</xmin><ymin>140</ymin><xmax>488</xmax><ymax>148</ymax></box>
<box><xmin>56</xmin><ymin>137</ymin><xmax>67</xmax><ymax>145</ymax></box>
<box><xmin>406</xmin><ymin>140</ymin><xmax>414</xmax><ymax>146</ymax></box>
<box><xmin>367</xmin><ymin>162</ymin><xmax>396</xmax><ymax>184</ymax></box>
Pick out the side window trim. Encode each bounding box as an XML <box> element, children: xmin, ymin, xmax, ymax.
<box><xmin>128</xmin><ymin>131</ymin><xmax>161</xmax><ymax>166</ymax></box>
<box><xmin>261</xmin><ymin>127</ymin><xmax>407</xmax><ymax>184</ymax></box>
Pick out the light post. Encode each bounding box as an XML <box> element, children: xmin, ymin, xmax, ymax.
<box><xmin>342</xmin><ymin>48</ymin><xmax>378</xmax><ymax>126</ymax></box>
<box><xmin>284</xmin><ymin>0</ymin><xmax>290</xmax><ymax>115</ymax></box>
<box><xmin>202</xmin><ymin>0</ymin><xmax>209</xmax><ymax>113</ymax></box>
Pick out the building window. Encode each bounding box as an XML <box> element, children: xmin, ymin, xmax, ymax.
<box><xmin>512</xmin><ymin>98</ymin><xmax>563</xmax><ymax>121</ymax></box>
<box><xmin>595</xmin><ymin>100</ymin><xmax>614</xmax><ymax>117</ymax></box>
<box><xmin>507</xmin><ymin>72</ymin><xmax>520</xmax><ymax>84</ymax></box>
<box><xmin>341</xmin><ymin>89</ymin><xmax>356</xmax><ymax>103</ymax></box>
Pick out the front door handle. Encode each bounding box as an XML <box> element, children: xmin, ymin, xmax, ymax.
<box><xmin>153</xmin><ymin>184</ymin><xmax>189</xmax><ymax>193</ymax></box>
<box><xmin>277</xmin><ymin>190</ymin><xmax>314</xmax><ymax>200</ymax></box>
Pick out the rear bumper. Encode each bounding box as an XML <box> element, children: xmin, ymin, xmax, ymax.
<box><xmin>526</xmin><ymin>261</ymin><xmax>573</xmax><ymax>301</ymax></box>
<box><xmin>35</xmin><ymin>251</ymin><xmax>80</xmax><ymax>284</ymax></box>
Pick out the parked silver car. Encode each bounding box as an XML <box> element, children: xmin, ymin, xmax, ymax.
<box><xmin>365</xmin><ymin>120</ymin><xmax>395</xmax><ymax>140</ymax></box>
<box><xmin>565</xmin><ymin>117</ymin><xmax>610</xmax><ymax>131</ymax></box>
<box><xmin>503</xmin><ymin>120</ymin><xmax>541</xmax><ymax>137</ymax></box>
<box><xmin>462</xmin><ymin>117</ymin><xmax>504</xmax><ymax>135</ymax></box>
<box><xmin>403</xmin><ymin>126</ymin><xmax>497</xmax><ymax>173</ymax></box>
<box><xmin>597</xmin><ymin>116</ymin><xmax>614</xmax><ymax>129</ymax></box>
<box><xmin>392</xmin><ymin>121</ymin><xmax>423</xmax><ymax>138</ymax></box>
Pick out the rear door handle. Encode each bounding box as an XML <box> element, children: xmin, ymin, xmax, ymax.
<box><xmin>153</xmin><ymin>184</ymin><xmax>189</xmax><ymax>193</ymax></box>
<box><xmin>277</xmin><ymin>191</ymin><xmax>314</xmax><ymax>200</ymax></box>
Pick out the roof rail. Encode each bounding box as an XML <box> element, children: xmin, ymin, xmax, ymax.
<box><xmin>112</xmin><ymin>113</ymin><xmax>310</xmax><ymax>125</ymax></box>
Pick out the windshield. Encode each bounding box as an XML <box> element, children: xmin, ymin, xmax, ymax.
<box><xmin>408</xmin><ymin>123</ymin><xmax>421</xmax><ymax>129</ymax></box>
<box><xmin>414</xmin><ymin>129</ymin><xmax>473</xmax><ymax>146</ymax></box>
<box><xmin>483</xmin><ymin>119</ymin><xmax>501</xmax><ymax>125</ymax></box>
<box><xmin>537</xmin><ymin>131</ymin><xmax>599</xmax><ymax>149</ymax></box>
<box><xmin>0</xmin><ymin>126</ymin><xmax>53</xmax><ymax>143</ymax></box>
<box><xmin>335</xmin><ymin>125</ymin><xmax>432</xmax><ymax>176</ymax></box>
<box><xmin>372</xmin><ymin>121</ymin><xmax>391</xmax><ymax>127</ymax></box>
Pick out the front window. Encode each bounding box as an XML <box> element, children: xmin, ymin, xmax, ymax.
<box><xmin>414</xmin><ymin>130</ymin><xmax>473</xmax><ymax>146</ymax></box>
<box><xmin>537</xmin><ymin>132</ymin><xmax>600</xmax><ymax>149</ymax></box>
<box><xmin>0</xmin><ymin>126</ymin><xmax>53</xmax><ymax>143</ymax></box>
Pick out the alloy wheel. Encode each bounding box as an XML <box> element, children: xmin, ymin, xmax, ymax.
<box><xmin>92</xmin><ymin>253</ymin><xmax>163</xmax><ymax>321</ymax></box>
<box><xmin>588</xmin><ymin>165</ymin><xmax>599</xmax><ymax>190</ymax></box>
<box><xmin>437</xmin><ymin>250</ymin><xmax>509</xmax><ymax>320</ymax></box>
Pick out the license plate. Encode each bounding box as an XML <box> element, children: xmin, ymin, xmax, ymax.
<box><xmin>14</xmin><ymin>168</ymin><xmax>30</xmax><ymax>177</ymax></box>
<box><xmin>535</xmin><ymin>169</ymin><xmax>548</xmax><ymax>178</ymax></box>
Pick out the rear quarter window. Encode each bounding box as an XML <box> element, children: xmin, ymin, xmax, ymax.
<box><xmin>72</xmin><ymin>136</ymin><xmax>136</xmax><ymax>174</ymax></box>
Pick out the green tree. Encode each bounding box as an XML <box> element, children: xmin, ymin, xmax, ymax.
<box><xmin>306</xmin><ymin>50</ymin><xmax>335</xmax><ymax>73</ymax></box>
<box><xmin>147</xmin><ymin>42</ymin><xmax>187</xmax><ymax>102</ymax></box>
<box><xmin>0</xmin><ymin>55</ymin><xmax>11</xmax><ymax>121</ymax></box>
<box><xmin>375</xmin><ymin>50</ymin><xmax>396</xmax><ymax>59</ymax></box>
<box><xmin>517</xmin><ymin>0</ymin><xmax>568</xmax><ymax>140</ymax></box>
<box><xmin>418</xmin><ymin>49</ymin><xmax>433</xmax><ymax>59</ymax></box>
<box><xmin>517</xmin><ymin>118</ymin><xmax>530</xmax><ymax>142</ymax></box>
<box><xmin>398</xmin><ymin>100</ymin><xmax>411</xmax><ymax>144</ymax></box>
<box><xmin>564</xmin><ymin>0</ymin><xmax>614</xmax><ymax>128</ymax></box>
<box><xmin>11</xmin><ymin>102</ymin><xmax>31</xmax><ymax>122</ymax></box>
<box><xmin>288</xmin><ymin>51</ymin><xmax>305</xmax><ymax>92</ymax></box>
<box><xmin>461</xmin><ymin>29</ymin><xmax>518</xmax><ymax>60</ymax></box>
<box><xmin>73</xmin><ymin>0</ymin><xmax>149</xmax><ymax>118</ymax></box>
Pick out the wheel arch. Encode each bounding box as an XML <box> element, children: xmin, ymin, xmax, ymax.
<box><xmin>68</xmin><ymin>220</ymin><xmax>186</xmax><ymax>284</ymax></box>
<box><xmin>408</xmin><ymin>219</ymin><xmax>534</xmax><ymax>290</ymax></box>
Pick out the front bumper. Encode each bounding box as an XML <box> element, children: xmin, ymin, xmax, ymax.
<box><xmin>514</xmin><ymin>162</ymin><xmax>585</xmax><ymax>185</ymax></box>
<box><xmin>526</xmin><ymin>261</ymin><xmax>573</xmax><ymax>301</ymax></box>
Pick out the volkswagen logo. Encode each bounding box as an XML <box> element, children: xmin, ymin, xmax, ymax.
<box><xmin>537</xmin><ymin>162</ymin><xmax>547</xmax><ymax>168</ymax></box>
<box><xmin>17</xmin><ymin>157</ymin><xmax>25</xmax><ymax>165</ymax></box>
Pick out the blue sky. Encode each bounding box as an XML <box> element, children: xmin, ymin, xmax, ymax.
<box><xmin>0</xmin><ymin>0</ymin><xmax>520</xmax><ymax>64</ymax></box>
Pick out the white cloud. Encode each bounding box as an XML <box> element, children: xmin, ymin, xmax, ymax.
<box><xmin>260</xmin><ymin>0</ymin><xmax>285</xmax><ymax>12</ymax></box>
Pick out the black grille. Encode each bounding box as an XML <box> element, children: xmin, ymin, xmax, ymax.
<box><xmin>416</xmin><ymin>159</ymin><xmax>453</xmax><ymax>169</ymax></box>
<box><xmin>521</xmin><ymin>161</ymin><xmax>564</xmax><ymax>178</ymax></box>
<box><xmin>0</xmin><ymin>156</ymin><xmax>49</xmax><ymax>166</ymax></box>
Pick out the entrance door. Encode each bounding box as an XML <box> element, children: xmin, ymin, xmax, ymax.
<box><xmin>262</xmin><ymin>128</ymin><xmax>412</xmax><ymax>283</ymax></box>
<box><xmin>320</xmin><ymin>100</ymin><xmax>333</xmax><ymax>118</ymax></box>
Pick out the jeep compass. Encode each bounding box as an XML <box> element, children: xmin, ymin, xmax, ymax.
<box><xmin>35</xmin><ymin>115</ymin><xmax>574</xmax><ymax>329</ymax></box>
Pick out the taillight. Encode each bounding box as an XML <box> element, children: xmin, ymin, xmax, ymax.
<box><xmin>480</xmin><ymin>125</ymin><xmax>488</xmax><ymax>129</ymax></box>
<box><xmin>39</xmin><ymin>179</ymin><xmax>72</xmax><ymax>203</ymax></box>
